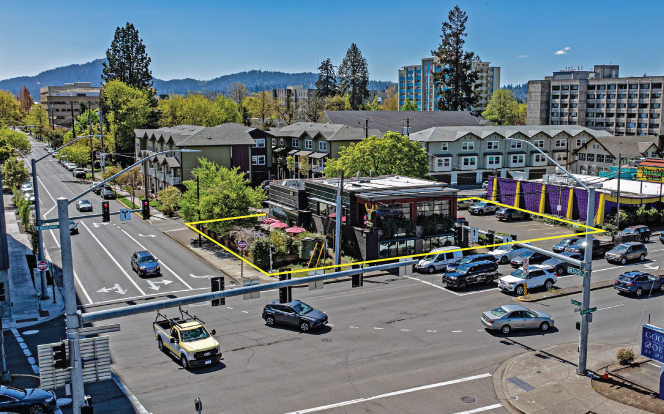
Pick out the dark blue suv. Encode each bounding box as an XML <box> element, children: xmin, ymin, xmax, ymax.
<box><xmin>262</xmin><ymin>300</ymin><xmax>328</xmax><ymax>332</ymax></box>
<box><xmin>446</xmin><ymin>253</ymin><xmax>497</xmax><ymax>272</ymax></box>
<box><xmin>614</xmin><ymin>271</ymin><xmax>664</xmax><ymax>297</ymax></box>
<box><xmin>131</xmin><ymin>251</ymin><xmax>161</xmax><ymax>277</ymax></box>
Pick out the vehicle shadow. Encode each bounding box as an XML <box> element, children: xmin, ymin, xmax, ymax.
<box><xmin>161</xmin><ymin>349</ymin><xmax>227</xmax><ymax>373</ymax></box>
<box><xmin>264</xmin><ymin>323</ymin><xmax>332</xmax><ymax>335</ymax></box>
<box><xmin>485</xmin><ymin>326</ymin><xmax>560</xmax><ymax>337</ymax></box>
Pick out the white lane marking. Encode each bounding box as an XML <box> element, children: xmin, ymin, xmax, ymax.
<box><xmin>648</xmin><ymin>362</ymin><xmax>661</xmax><ymax>368</ymax></box>
<box><xmin>77</xmin><ymin>287</ymin><xmax>208</xmax><ymax>307</ymax></box>
<box><xmin>111</xmin><ymin>372</ymin><xmax>149</xmax><ymax>414</ymax></box>
<box><xmin>452</xmin><ymin>404</ymin><xmax>503</xmax><ymax>414</ymax></box>
<box><xmin>283</xmin><ymin>373</ymin><xmax>492</xmax><ymax>414</ymax></box>
<box><xmin>43</xmin><ymin>205</ymin><xmax>56</xmax><ymax>218</ymax></box>
<box><xmin>227</xmin><ymin>307</ymin><xmax>233</xmax><ymax>309</ymax></box>
<box><xmin>80</xmin><ymin>222</ymin><xmax>147</xmax><ymax>296</ymax></box>
<box><xmin>458</xmin><ymin>288</ymin><xmax>499</xmax><ymax>296</ymax></box>
<box><xmin>453</xmin><ymin>330</ymin><xmax>462</xmax><ymax>333</ymax></box>
<box><xmin>349</xmin><ymin>326</ymin><xmax>359</xmax><ymax>329</ymax></box>
<box><xmin>37</xmin><ymin>177</ymin><xmax>57</xmax><ymax>204</ymax></box>
<box><xmin>119</xmin><ymin>229</ymin><xmax>194</xmax><ymax>290</ymax></box>
<box><xmin>241</xmin><ymin>311</ymin><xmax>249</xmax><ymax>314</ymax></box>
<box><xmin>427</xmin><ymin>330</ymin><xmax>437</xmax><ymax>333</ymax></box>
<box><xmin>597</xmin><ymin>304</ymin><xmax>624</xmax><ymax>311</ymax></box>
<box><xmin>401</xmin><ymin>329</ymin><xmax>410</xmax><ymax>332</ymax></box>
<box><xmin>374</xmin><ymin>327</ymin><xmax>383</xmax><ymax>330</ymax></box>
<box><xmin>327</xmin><ymin>324</ymin><xmax>334</xmax><ymax>327</ymax></box>
<box><xmin>401</xmin><ymin>275</ymin><xmax>462</xmax><ymax>296</ymax></box>
<box><xmin>74</xmin><ymin>270</ymin><xmax>94</xmax><ymax>305</ymax></box>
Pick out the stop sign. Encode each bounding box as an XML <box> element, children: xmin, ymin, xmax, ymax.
<box><xmin>237</xmin><ymin>240</ymin><xmax>248</xmax><ymax>250</ymax></box>
<box><xmin>37</xmin><ymin>261</ymin><xmax>49</xmax><ymax>271</ymax></box>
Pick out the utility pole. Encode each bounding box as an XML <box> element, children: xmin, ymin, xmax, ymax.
<box><xmin>197</xmin><ymin>175</ymin><xmax>202</xmax><ymax>247</ymax></box>
<box><xmin>57</xmin><ymin>198</ymin><xmax>85</xmax><ymax>413</ymax></box>
<box><xmin>403</xmin><ymin>118</ymin><xmax>412</xmax><ymax>137</ymax></box>
<box><xmin>577</xmin><ymin>187</ymin><xmax>596</xmax><ymax>376</ymax></box>
<box><xmin>616</xmin><ymin>154</ymin><xmax>622</xmax><ymax>229</ymax></box>
<box><xmin>363</xmin><ymin>118</ymin><xmax>372</xmax><ymax>138</ymax></box>
<box><xmin>100</xmin><ymin>109</ymin><xmax>105</xmax><ymax>173</ymax></box>
<box><xmin>31</xmin><ymin>158</ymin><xmax>48</xmax><ymax>299</ymax></box>
<box><xmin>334</xmin><ymin>171</ymin><xmax>344</xmax><ymax>270</ymax></box>
<box><xmin>89</xmin><ymin>113</ymin><xmax>94</xmax><ymax>181</ymax></box>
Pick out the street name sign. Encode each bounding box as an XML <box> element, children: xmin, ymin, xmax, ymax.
<box><xmin>640</xmin><ymin>324</ymin><xmax>664</xmax><ymax>400</ymax></box>
<box><xmin>580</xmin><ymin>307</ymin><xmax>597</xmax><ymax>315</ymax></box>
<box><xmin>119</xmin><ymin>209</ymin><xmax>131</xmax><ymax>221</ymax></box>
<box><xmin>568</xmin><ymin>267</ymin><xmax>588</xmax><ymax>277</ymax></box>
<box><xmin>36</xmin><ymin>224</ymin><xmax>59</xmax><ymax>231</ymax></box>
<box><xmin>571</xmin><ymin>299</ymin><xmax>582</xmax><ymax>306</ymax></box>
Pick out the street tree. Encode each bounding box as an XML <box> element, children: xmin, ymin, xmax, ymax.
<box><xmin>482</xmin><ymin>89</ymin><xmax>522</xmax><ymax>125</ymax></box>
<box><xmin>286</xmin><ymin>155</ymin><xmax>296</xmax><ymax>178</ymax></box>
<box><xmin>158</xmin><ymin>186</ymin><xmax>180</xmax><ymax>217</ymax></box>
<box><xmin>248</xmin><ymin>91</ymin><xmax>273</xmax><ymax>126</ymax></box>
<box><xmin>16</xmin><ymin>86</ymin><xmax>33</xmax><ymax>114</ymax></box>
<box><xmin>45</xmin><ymin>127</ymin><xmax>67</xmax><ymax>148</ymax></box>
<box><xmin>102</xmin><ymin>23</ymin><xmax>153</xmax><ymax>89</ymax></box>
<box><xmin>324</xmin><ymin>131</ymin><xmax>429</xmax><ymax>179</ymax></box>
<box><xmin>301</xmin><ymin>96</ymin><xmax>325</xmax><ymax>122</ymax></box>
<box><xmin>1</xmin><ymin>156</ymin><xmax>29</xmax><ymax>189</ymax></box>
<box><xmin>315</xmin><ymin>58</ymin><xmax>338</xmax><ymax>98</ymax></box>
<box><xmin>298</xmin><ymin>155</ymin><xmax>311</xmax><ymax>178</ymax></box>
<box><xmin>229</xmin><ymin>83</ymin><xmax>249</xmax><ymax>107</ymax></box>
<box><xmin>324</xmin><ymin>95</ymin><xmax>348</xmax><ymax>111</ymax></box>
<box><xmin>273</xmin><ymin>93</ymin><xmax>297</xmax><ymax>125</ymax></box>
<box><xmin>368</xmin><ymin>96</ymin><xmax>383</xmax><ymax>111</ymax></box>
<box><xmin>432</xmin><ymin>6</ymin><xmax>479</xmax><ymax>111</ymax></box>
<box><xmin>382</xmin><ymin>85</ymin><xmax>399</xmax><ymax>111</ymax></box>
<box><xmin>338</xmin><ymin>44</ymin><xmax>370</xmax><ymax>110</ymax></box>
<box><xmin>400</xmin><ymin>98</ymin><xmax>418</xmax><ymax>111</ymax></box>
<box><xmin>0</xmin><ymin>126</ymin><xmax>31</xmax><ymax>163</ymax></box>
<box><xmin>0</xmin><ymin>90</ymin><xmax>23</xmax><ymax>126</ymax></box>
<box><xmin>26</xmin><ymin>104</ymin><xmax>49</xmax><ymax>139</ymax></box>
<box><xmin>61</xmin><ymin>145</ymin><xmax>89</xmax><ymax>167</ymax></box>
<box><xmin>157</xmin><ymin>93</ymin><xmax>240</xmax><ymax>127</ymax></box>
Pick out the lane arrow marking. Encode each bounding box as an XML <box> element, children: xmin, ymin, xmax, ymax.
<box><xmin>146</xmin><ymin>279</ymin><xmax>173</xmax><ymax>291</ymax></box>
<box><xmin>97</xmin><ymin>283</ymin><xmax>127</xmax><ymax>295</ymax></box>
<box><xmin>644</xmin><ymin>263</ymin><xmax>660</xmax><ymax>270</ymax></box>
<box><xmin>92</xmin><ymin>223</ymin><xmax>110</xmax><ymax>228</ymax></box>
<box><xmin>138</xmin><ymin>234</ymin><xmax>156</xmax><ymax>238</ymax></box>
<box><xmin>189</xmin><ymin>274</ymin><xmax>215</xmax><ymax>279</ymax></box>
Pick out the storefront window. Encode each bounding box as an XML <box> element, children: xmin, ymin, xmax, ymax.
<box><xmin>422</xmin><ymin>234</ymin><xmax>455</xmax><ymax>253</ymax></box>
<box><xmin>376</xmin><ymin>203</ymin><xmax>411</xmax><ymax>219</ymax></box>
<box><xmin>417</xmin><ymin>200</ymin><xmax>451</xmax><ymax>217</ymax></box>
<box><xmin>380</xmin><ymin>239</ymin><xmax>416</xmax><ymax>258</ymax></box>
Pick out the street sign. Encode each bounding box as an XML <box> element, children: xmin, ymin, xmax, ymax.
<box><xmin>37</xmin><ymin>261</ymin><xmax>49</xmax><ymax>271</ymax></box>
<box><xmin>580</xmin><ymin>307</ymin><xmax>597</xmax><ymax>315</ymax></box>
<box><xmin>641</xmin><ymin>324</ymin><xmax>664</xmax><ymax>400</ymax></box>
<box><xmin>470</xmin><ymin>227</ymin><xmax>479</xmax><ymax>243</ymax></box>
<box><xmin>571</xmin><ymin>299</ymin><xmax>582</xmax><ymax>307</ymax></box>
<box><xmin>503</xmin><ymin>235</ymin><xmax>512</xmax><ymax>243</ymax></box>
<box><xmin>237</xmin><ymin>240</ymin><xmax>248</xmax><ymax>250</ymax></box>
<box><xmin>119</xmin><ymin>209</ymin><xmax>131</xmax><ymax>221</ymax></box>
<box><xmin>568</xmin><ymin>267</ymin><xmax>588</xmax><ymax>277</ymax></box>
<box><xmin>522</xmin><ymin>258</ymin><xmax>530</xmax><ymax>275</ymax></box>
<box><xmin>573</xmin><ymin>307</ymin><xmax>581</xmax><ymax>313</ymax></box>
<box><xmin>36</xmin><ymin>224</ymin><xmax>59</xmax><ymax>231</ymax></box>
<box><xmin>557</xmin><ymin>204</ymin><xmax>562</xmax><ymax>212</ymax></box>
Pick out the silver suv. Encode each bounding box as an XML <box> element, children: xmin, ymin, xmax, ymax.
<box><xmin>605</xmin><ymin>242</ymin><xmax>647</xmax><ymax>265</ymax></box>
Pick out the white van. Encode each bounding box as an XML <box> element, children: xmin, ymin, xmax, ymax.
<box><xmin>415</xmin><ymin>246</ymin><xmax>464</xmax><ymax>274</ymax></box>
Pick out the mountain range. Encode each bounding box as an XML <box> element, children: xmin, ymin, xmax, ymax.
<box><xmin>0</xmin><ymin>59</ymin><xmax>393</xmax><ymax>99</ymax></box>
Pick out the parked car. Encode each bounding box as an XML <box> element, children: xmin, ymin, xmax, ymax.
<box><xmin>564</xmin><ymin>238</ymin><xmax>615</xmax><ymax>258</ymax></box>
<box><xmin>76</xmin><ymin>199</ymin><xmax>93</xmax><ymax>212</ymax></box>
<box><xmin>131</xmin><ymin>251</ymin><xmax>161</xmax><ymax>277</ymax></box>
<box><xmin>552</xmin><ymin>236</ymin><xmax>583</xmax><ymax>253</ymax></box>
<box><xmin>482</xmin><ymin>181</ymin><xmax>489</xmax><ymax>189</ymax></box>
<box><xmin>22</xmin><ymin>192</ymin><xmax>35</xmax><ymax>204</ymax></box>
<box><xmin>488</xmin><ymin>244</ymin><xmax>531</xmax><ymax>265</ymax></box>
<box><xmin>455</xmin><ymin>216</ymin><xmax>469</xmax><ymax>226</ymax></box>
<box><xmin>65</xmin><ymin>162</ymin><xmax>77</xmax><ymax>171</ymax></box>
<box><xmin>73</xmin><ymin>168</ymin><xmax>86</xmax><ymax>178</ymax></box>
<box><xmin>605</xmin><ymin>242</ymin><xmax>648</xmax><ymax>265</ymax></box>
<box><xmin>446</xmin><ymin>253</ymin><xmax>497</xmax><ymax>272</ymax></box>
<box><xmin>20</xmin><ymin>183</ymin><xmax>33</xmax><ymax>193</ymax></box>
<box><xmin>51</xmin><ymin>151</ymin><xmax>58</xmax><ymax>157</ymax></box>
<box><xmin>660</xmin><ymin>232</ymin><xmax>664</xmax><ymax>244</ymax></box>
<box><xmin>90</xmin><ymin>181</ymin><xmax>104</xmax><ymax>195</ymax></box>
<box><xmin>481</xmin><ymin>305</ymin><xmax>554</xmax><ymax>334</ymax></box>
<box><xmin>498</xmin><ymin>265</ymin><xmax>558</xmax><ymax>295</ymax></box>
<box><xmin>614</xmin><ymin>271</ymin><xmax>664</xmax><ymax>296</ymax></box>
<box><xmin>442</xmin><ymin>260</ymin><xmax>500</xmax><ymax>289</ymax></box>
<box><xmin>261</xmin><ymin>180</ymin><xmax>270</xmax><ymax>189</ymax></box>
<box><xmin>69</xmin><ymin>220</ymin><xmax>78</xmax><ymax>235</ymax></box>
<box><xmin>101</xmin><ymin>188</ymin><xmax>116</xmax><ymax>199</ymax></box>
<box><xmin>468</xmin><ymin>201</ymin><xmax>499</xmax><ymax>215</ymax></box>
<box><xmin>542</xmin><ymin>252</ymin><xmax>583</xmax><ymax>275</ymax></box>
<box><xmin>457</xmin><ymin>200</ymin><xmax>473</xmax><ymax>209</ymax></box>
<box><xmin>415</xmin><ymin>246</ymin><xmax>464</xmax><ymax>274</ymax></box>
<box><xmin>495</xmin><ymin>207</ymin><xmax>530</xmax><ymax>221</ymax></box>
<box><xmin>262</xmin><ymin>299</ymin><xmax>328</xmax><ymax>332</ymax></box>
<box><xmin>620</xmin><ymin>225</ymin><xmax>652</xmax><ymax>242</ymax></box>
<box><xmin>510</xmin><ymin>250</ymin><xmax>550</xmax><ymax>268</ymax></box>
<box><xmin>0</xmin><ymin>385</ymin><xmax>57</xmax><ymax>413</ymax></box>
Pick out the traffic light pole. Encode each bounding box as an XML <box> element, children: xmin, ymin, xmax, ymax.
<box><xmin>31</xmin><ymin>158</ymin><xmax>48</xmax><ymax>299</ymax></box>
<box><xmin>57</xmin><ymin>198</ymin><xmax>84</xmax><ymax>414</ymax></box>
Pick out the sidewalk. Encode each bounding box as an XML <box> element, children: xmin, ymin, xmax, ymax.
<box><xmin>494</xmin><ymin>342</ymin><xmax>650</xmax><ymax>414</ymax></box>
<box><xmin>2</xmin><ymin>196</ymin><xmax>64</xmax><ymax>329</ymax></box>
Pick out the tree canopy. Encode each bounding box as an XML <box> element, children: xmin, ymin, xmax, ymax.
<box><xmin>432</xmin><ymin>6</ymin><xmax>479</xmax><ymax>111</ymax></box>
<box><xmin>0</xmin><ymin>90</ymin><xmax>23</xmax><ymax>126</ymax></box>
<box><xmin>158</xmin><ymin>93</ymin><xmax>242</xmax><ymax>127</ymax></box>
<box><xmin>482</xmin><ymin>89</ymin><xmax>525</xmax><ymax>125</ymax></box>
<box><xmin>338</xmin><ymin>44</ymin><xmax>370</xmax><ymax>110</ymax></box>
<box><xmin>1</xmin><ymin>156</ymin><xmax>29</xmax><ymax>190</ymax></box>
<box><xmin>382</xmin><ymin>85</ymin><xmax>399</xmax><ymax>111</ymax></box>
<box><xmin>0</xmin><ymin>126</ymin><xmax>31</xmax><ymax>163</ymax></box>
<box><xmin>324</xmin><ymin>131</ymin><xmax>429</xmax><ymax>179</ymax></box>
<box><xmin>102</xmin><ymin>23</ymin><xmax>153</xmax><ymax>90</ymax></box>
<box><xmin>400</xmin><ymin>97</ymin><xmax>418</xmax><ymax>111</ymax></box>
<box><xmin>315</xmin><ymin>58</ymin><xmax>338</xmax><ymax>98</ymax></box>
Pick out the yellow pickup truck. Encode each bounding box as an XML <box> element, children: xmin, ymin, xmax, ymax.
<box><xmin>153</xmin><ymin>308</ymin><xmax>221</xmax><ymax>369</ymax></box>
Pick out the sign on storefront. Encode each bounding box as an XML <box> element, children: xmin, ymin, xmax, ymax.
<box><xmin>636</xmin><ymin>165</ymin><xmax>664</xmax><ymax>183</ymax></box>
<box><xmin>641</xmin><ymin>324</ymin><xmax>664</xmax><ymax>400</ymax></box>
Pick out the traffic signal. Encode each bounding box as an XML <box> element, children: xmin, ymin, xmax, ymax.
<box><xmin>487</xmin><ymin>230</ymin><xmax>495</xmax><ymax>246</ymax></box>
<box><xmin>279</xmin><ymin>270</ymin><xmax>292</xmax><ymax>303</ymax></box>
<box><xmin>53</xmin><ymin>340</ymin><xmax>68</xmax><ymax>370</ymax></box>
<box><xmin>142</xmin><ymin>200</ymin><xmax>150</xmax><ymax>220</ymax></box>
<box><xmin>211</xmin><ymin>276</ymin><xmax>225</xmax><ymax>306</ymax></box>
<box><xmin>454</xmin><ymin>225</ymin><xmax>462</xmax><ymax>245</ymax></box>
<box><xmin>102</xmin><ymin>202</ymin><xmax>110</xmax><ymax>222</ymax></box>
<box><xmin>576</xmin><ymin>321</ymin><xmax>581</xmax><ymax>331</ymax></box>
<box><xmin>0</xmin><ymin>282</ymin><xmax>4</xmax><ymax>302</ymax></box>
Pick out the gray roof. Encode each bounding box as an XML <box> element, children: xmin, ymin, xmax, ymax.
<box><xmin>410</xmin><ymin>125</ymin><xmax>613</xmax><ymax>143</ymax></box>
<box><xmin>319</xmin><ymin>110</ymin><xmax>489</xmax><ymax>134</ymax></box>
<box><xmin>575</xmin><ymin>135</ymin><xmax>660</xmax><ymax>158</ymax></box>
<box><xmin>268</xmin><ymin>122</ymin><xmax>381</xmax><ymax>141</ymax></box>
<box><xmin>177</xmin><ymin>123</ymin><xmax>257</xmax><ymax>147</ymax></box>
<box><xmin>134</xmin><ymin>125</ymin><xmax>204</xmax><ymax>146</ymax></box>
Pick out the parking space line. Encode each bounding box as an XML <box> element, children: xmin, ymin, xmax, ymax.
<box><xmin>597</xmin><ymin>304</ymin><xmax>624</xmax><ymax>311</ymax></box>
<box><xmin>282</xmin><ymin>373</ymin><xmax>492</xmax><ymax>414</ymax></box>
<box><xmin>401</xmin><ymin>275</ymin><xmax>462</xmax><ymax>296</ymax></box>
<box><xmin>458</xmin><ymin>288</ymin><xmax>498</xmax><ymax>296</ymax></box>
<box><xmin>452</xmin><ymin>404</ymin><xmax>503</xmax><ymax>414</ymax></box>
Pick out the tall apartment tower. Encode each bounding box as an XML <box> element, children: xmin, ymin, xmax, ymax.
<box><xmin>397</xmin><ymin>58</ymin><xmax>500</xmax><ymax>112</ymax></box>
<box><xmin>527</xmin><ymin>65</ymin><xmax>663</xmax><ymax>136</ymax></box>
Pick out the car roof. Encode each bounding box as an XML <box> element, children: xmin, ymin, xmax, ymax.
<box><xmin>431</xmin><ymin>246</ymin><xmax>462</xmax><ymax>252</ymax></box>
<box><xmin>620</xmin><ymin>271</ymin><xmax>651</xmax><ymax>278</ymax></box>
<box><xmin>620</xmin><ymin>242</ymin><xmax>643</xmax><ymax>247</ymax></box>
<box><xmin>465</xmin><ymin>253</ymin><xmax>493</xmax><ymax>259</ymax></box>
<box><xmin>135</xmin><ymin>251</ymin><xmax>153</xmax><ymax>256</ymax></box>
<box><xmin>268</xmin><ymin>299</ymin><xmax>302</xmax><ymax>306</ymax></box>
<box><xmin>462</xmin><ymin>260</ymin><xmax>496</xmax><ymax>266</ymax></box>
<box><xmin>500</xmin><ymin>304</ymin><xmax>529</xmax><ymax>312</ymax></box>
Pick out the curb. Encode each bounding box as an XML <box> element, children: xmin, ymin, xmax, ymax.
<box><xmin>493</xmin><ymin>354</ymin><xmax>526</xmax><ymax>414</ymax></box>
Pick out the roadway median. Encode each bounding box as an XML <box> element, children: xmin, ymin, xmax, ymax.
<box><xmin>516</xmin><ymin>279</ymin><xmax>615</xmax><ymax>302</ymax></box>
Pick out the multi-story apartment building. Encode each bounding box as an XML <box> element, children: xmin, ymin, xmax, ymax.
<box><xmin>527</xmin><ymin>64</ymin><xmax>664</xmax><ymax>137</ymax></box>
<box><xmin>409</xmin><ymin>125</ymin><xmax>611</xmax><ymax>185</ymax></box>
<box><xmin>570</xmin><ymin>135</ymin><xmax>661</xmax><ymax>175</ymax></box>
<box><xmin>268</xmin><ymin>87</ymin><xmax>378</xmax><ymax>122</ymax></box>
<box><xmin>40</xmin><ymin>82</ymin><xmax>101</xmax><ymax>127</ymax></box>
<box><xmin>397</xmin><ymin>58</ymin><xmax>500</xmax><ymax>112</ymax></box>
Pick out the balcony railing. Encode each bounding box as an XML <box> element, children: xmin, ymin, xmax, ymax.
<box><xmin>148</xmin><ymin>168</ymin><xmax>155</xmax><ymax>176</ymax></box>
<box><xmin>166</xmin><ymin>174</ymin><xmax>181</xmax><ymax>185</ymax></box>
<box><xmin>313</xmin><ymin>165</ymin><xmax>324</xmax><ymax>173</ymax></box>
<box><xmin>157</xmin><ymin>171</ymin><xmax>164</xmax><ymax>181</ymax></box>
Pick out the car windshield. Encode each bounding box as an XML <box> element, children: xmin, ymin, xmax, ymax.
<box><xmin>456</xmin><ymin>264</ymin><xmax>471</xmax><ymax>274</ymax></box>
<box><xmin>4</xmin><ymin>386</ymin><xmax>27</xmax><ymax>398</ymax></box>
<box><xmin>621</xmin><ymin>228</ymin><xmax>635</xmax><ymax>234</ymax></box>
<box><xmin>422</xmin><ymin>254</ymin><xmax>438</xmax><ymax>261</ymax></box>
<box><xmin>519</xmin><ymin>251</ymin><xmax>533</xmax><ymax>258</ymax></box>
<box><xmin>292</xmin><ymin>302</ymin><xmax>314</xmax><ymax>315</ymax></box>
<box><xmin>573</xmin><ymin>239</ymin><xmax>587</xmax><ymax>246</ymax></box>
<box><xmin>80</xmin><ymin>200</ymin><xmax>90</xmax><ymax>204</ymax></box>
<box><xmin>458</xmin><ymin>257</ymin><xmax>473</xmax><ymax>264</ymax></box>
<box><xmin>510</xmin><ymin>268</ymin><xmax>528</xmax><ymax>279</ymax></box>
<box><xmin>613</xmin><ymin>245</ymin><xmax>629</xmax><ymax>252</ymax></box>
<box><xmin>180</xmin><ymin>327</ymin><xmax>210</xmax><ymax>342</ymax></box>
<box><xmin>138</xmin><ymin>255</ymin><xmax>156</xmax><ymax>264</ymax></box>
<box><xmin>490</xmin><ymin>307</ymin><xmax>508</xmax><ymax>317</ymax></box>
<box><xmin>617</xmin><ymin>275</ymin><xmax>634</xmax><ymax>282</ymax></box>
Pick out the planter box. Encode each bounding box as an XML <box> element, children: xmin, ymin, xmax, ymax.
<box><xmin>273</xmin><ymin>254</ymin><xmax>300</xmax><ymax>269</ymax></box>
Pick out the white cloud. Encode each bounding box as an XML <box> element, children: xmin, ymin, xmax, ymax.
<box><xmin>517</xmin><ymin>54</ymin><xmax>528</xmax><ymax>58</ymax></box>
<box><xmin>554</xmin><ymin>47</ymin><xmax>571</xmax><ymax>55</ymax></box>
<box><xmin>564</xmin><ymin>47</ymin><xmax>570</xmax><ymax>51</ymax></box>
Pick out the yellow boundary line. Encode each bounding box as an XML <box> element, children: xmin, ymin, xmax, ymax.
<box><xmin>184</xmin><ymin>198</ymin><xmax>605</xmax><ymax>277</ymax></box>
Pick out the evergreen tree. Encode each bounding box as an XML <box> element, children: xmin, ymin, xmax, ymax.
<box><xmin>338</xmin><ymin>44</ymin><xmax>370</xmax><ymax>110</ymax></box>
<box><xmin>315</xmin><ymin>58</ymin><xmax>338</xmax><ymax>98</ymax></box>
<box><xmin>432</xmin><ymin>6</ymin><xmax>479</xmax><ymax>111</ymax></box>
<box><xmin>102</xmin><ymin>23</ymin><xmax>153</xmax><ymax>89</ymax></box>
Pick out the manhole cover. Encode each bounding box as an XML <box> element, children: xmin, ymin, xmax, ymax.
<box><xmin>321</xmin><ymin>338</ymin><xmax>332</xmax><ymax>342</ymax></box>
<box><xmin>461</xmin><ymin>397</ymin><xmax>475</xmax><ymax>403</ymax></box>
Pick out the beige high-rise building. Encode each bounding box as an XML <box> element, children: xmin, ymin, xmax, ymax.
<box><xmin>40</xmin><ymin>82</ymin><xmax>101</xmax><ymax>127</ymax></box>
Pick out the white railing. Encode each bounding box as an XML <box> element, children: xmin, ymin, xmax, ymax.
<box><xmin>166</xmin><ymin>174</ymin><xmax>181</xmax><ymax>185</ymax></box>
<box><xmin>148</xmin><ymin>168</ymin><xmax>155</xmax><ymax>176</ymax></box>
<box><xmin>157</xmin><ymin>172</ymin><xmax>164</xmax><ymax>181</ymax></box>
<box><xmin>313</xmin><ymin>165</ymin><xmax>324</xmax><ymax>173</ymax></box>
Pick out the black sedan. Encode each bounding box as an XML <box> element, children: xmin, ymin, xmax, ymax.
<box><xmin>0</xmin><ymin>385</ymin><xmax>57</xmax><ymax>413</ymax></box>
<box><xmin>100</xmin><ymin>188</ymin><xmax>116</xmax><ymax>199</ymax></box>
<box><xmin>69</xmin><ymin>220</ymin><xmax>78</xmax><ymax>235</ymax></box>
<box><xmin>552</xmin><ymin>237</ymin><xmax>583</xmax><ymax>253</ymax></box>
<box><xmin>542</xmin><ymin>252</ymin><xmax>583</xmax><ymax>275</ymax></box>
<box><xmin>511</xmin><ymin>250</ymin><xmax>550</xmax><ymax>268</ymax></box>
<box><xmin>262</xmin><ymin>300</ymin><xmax>328</xmax><ymax>332</ymax></box>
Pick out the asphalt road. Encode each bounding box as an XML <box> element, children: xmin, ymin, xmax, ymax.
<box><xmin>21</xmin><ymin>138</ymin><xmax>664</xmax><ymax>414</ymax></box>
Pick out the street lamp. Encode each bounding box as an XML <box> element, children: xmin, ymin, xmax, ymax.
<box><xmin>506</xmin><ymin>137</ymin><xmax>595</xmax><ymax>376</ymax></box>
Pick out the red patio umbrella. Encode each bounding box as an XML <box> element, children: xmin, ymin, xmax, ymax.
<box><xmin>270</xmin><ymin>222</ymin><xmax>289</xmax><ymax>229</ymax></box>
<box><xmin>261</xmin><ymin>218</ymin><xmax>277</xmax><ymax>224</ymax></box>
<box><xmin>285</xmin><ymin>226</ymin><xmax>306</xmax><ymax>234</ymax></box>
<box><xmin>328</xmin><ymin>213</ymin><xmax>346</xmax><ymax>222</ymax></box>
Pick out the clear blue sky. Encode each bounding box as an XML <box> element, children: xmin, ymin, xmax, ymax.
<box><xmin>1</xmin><ymin>0</ymin><xmax>662</xmax><ymax>86</ymax></box>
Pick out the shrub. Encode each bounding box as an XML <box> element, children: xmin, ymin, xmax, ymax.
<box><xmin>616</xmin><ymin>347</ymin><xmax>635</xmax><ymax>365</ymax></box>
<box><xmin>250</xmin><ymin>238</ymin><xmax>271</xmax><ymax>270</ymax></box>
<box><xmin>269</xmin><ymin>230</ymin><xmax>288</xmax><ymax>255</ymax></box>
